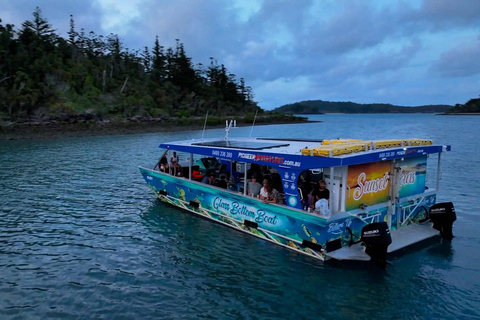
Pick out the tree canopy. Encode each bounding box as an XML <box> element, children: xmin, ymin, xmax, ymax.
<box><xmin>445</xmin><ymin>97</ymin><xmax>480</xmax><ymax>114</ymax></box>
<box><xmin>0</xmin><ymin>7</ymin><xmax>260</xmax><ymax>121</ymax></box>
<box><xmin>274</xmin><ymin>100</ymin><xmax>452</xmax><ymax>114</ymax></box>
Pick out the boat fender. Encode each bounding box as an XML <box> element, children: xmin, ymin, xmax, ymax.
<box><xmin>361</xmin><ymin>222</ymin><xmax>392</xmax><ymax>268</ymax></box>
<box><xmin>429</xmin><ymin>202</ymin><xmax>456</xmax><ymax>240</ymax></box>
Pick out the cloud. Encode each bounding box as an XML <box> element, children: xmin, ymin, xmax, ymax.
<box><xmin>407</xmin><ymin>0</ymin><xmax>480</xmax><ymax>29</ymax></box>
<box><xmin>1</xmin><ymin>0</ymin><xmax>480</xmax><ymax>109</ymax></box>
<box><xmin>432</xmin><ymin>40</ymin><xmax>480</xmax><ymax>77</ymax></box>
<box><xmin>93</xmin><ymin>0</ymin><xmax>145</xmax><ymax>35</ymax></box>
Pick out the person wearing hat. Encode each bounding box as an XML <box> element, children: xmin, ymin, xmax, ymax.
<box><xmin>258</xmin><ymin>179</ymin><xmax>280</xmax><ymax>204</ymax></box>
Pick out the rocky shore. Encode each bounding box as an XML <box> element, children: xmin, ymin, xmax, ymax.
<box><xmin>0</xmin><ymin>112</ymin><xmax>311</xmax><ymax>140</ymax></box>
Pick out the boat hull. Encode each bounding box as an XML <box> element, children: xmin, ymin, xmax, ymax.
<box><xmin>139</xmin><ymin>167</ymin><xmax>440</xmax><ymax>262</ymax></box>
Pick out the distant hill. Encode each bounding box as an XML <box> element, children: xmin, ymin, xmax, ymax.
<box><xmin>445</xmin><ymin>98</ymin><xmax>480</xmax><ymax>114</ymax></box>
<box><xmin>273</xmin><ymin>100</ymin><xmax>452</xmax><ymax>114</ymax></box>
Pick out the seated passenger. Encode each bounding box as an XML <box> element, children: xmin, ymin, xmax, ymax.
<box><xmin>159</xmin><ymin>154</ymin><xmax>168</xmax><ymax>172</ymax></box>
<box><xmin>258</xmin><ymin>179</ymin><xmax>280</xmax><ymax>204</ymax></box>
<box><xmin>311</xmin><ymin>180</ymin><xmax>329</xmax><ymax>207</ymax></box>
<box><xmin>202</xmin><ymin>172</ymin><xmax>215</xmax><ymax>185</ymax></box>
<box><xmin>247</xmin><ymin>176</ymin><xmax>262</xmax><ymax>197</ymax></box>
<box><xmin>215</xmin><ymin>174</ymin><xmax>228</xmax><ymax>189</ymax></box>
<box><xmin>314</xmin><ymin>194</ymin><xmax>330</xmax><ymax>216</ymax></box>
<box><xmin>170</xmin><ymin>151</ymin><xmax>182</xmax><ymax>176</ymax></box>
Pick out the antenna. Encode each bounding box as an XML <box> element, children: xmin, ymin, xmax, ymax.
<box><xmin>249</xmin><ymin>109</ymin><xmax>258</xmax><ymax>138</ymax></box>
<box><xmin>201</xmin><ymin>110</ymin><xmax>209</xmax><ymax>141</ymax></box>
<box><xmin>224</xmin><ymin>119</ymin><xmax>237</xmax><ymax>141</ymax></box>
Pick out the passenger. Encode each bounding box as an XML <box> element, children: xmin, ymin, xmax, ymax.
<box><xmin>247</xmin><ymin>176</ymin><xmax>262</xmax><ymax>197</ymax></box>
<box><xmin>202</xmin><ymin>172</ymin><xmax>215</xmax><ymax>185</ymax></box>
<box><xmin>314</xmin><ymin>194</ymin><xmax>330</xmax><ymax>216</ymax></box>
<box><xmin>159</xmin><ymin>154</ymin><xmax>168</xmax><ymax>172</ymax></box>
<box><xmin>258</xmin><ymin>179</ymin><xmax>280</xmax><ymax>204</ymax></box>
<box><xmin>216</xmin><ymin>174</ymin><xmax>228</xmax><ymax>189</ymax></box>
<box><xmin>170</xmin><ymin>151</ymin><xmax>182</xmax><ymax>176</ymax></box>
<box><xmin>311</xmin><ymin>180</ymin><xmax>329</xmax><ymax>207</ymax></box>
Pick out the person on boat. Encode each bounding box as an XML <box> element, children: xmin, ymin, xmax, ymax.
<box><xmin>314</xmin><ymin>194</ymin><xmax>330</xmax><ymax>216</ymax></box>
<box><xmin>215</xmin><ymin>174</ymin><xmax>228</xmax><ymax>189</ymax></box>
<box><xmin>159</xmin><ymin>154</ymin><xmax>168</xmax><ymax>172</ymax></box>
<box><xmin>311</xmin><ymin>180</ymin><xmax>329</xmax><ymax>207</ymax></box>
<box><xmin>202</xmin><ymin>172</ymin><xmax>215</xmax><ymax>185</ymax></box>
<box><xmin>170</xmin><ymin>151</ymin><xmax>182</xmax><ymax>176</ymax></box>
<box><xmin>247</xmin><ymin>176</ymin><xmax>262</xmax><ymax>197</ymax></box>
<box><xmin>259</xmin><ymin>179</ymin><xmax>280</xmax><ymax>204</ymax></box>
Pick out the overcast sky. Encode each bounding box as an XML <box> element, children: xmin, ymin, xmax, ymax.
<box><xmin>1</xmin><ymin>0</ymin><xmax>479</xmax><ymax>110</ymax></box>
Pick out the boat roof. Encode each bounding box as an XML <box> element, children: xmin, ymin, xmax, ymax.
<box><xmin>160</xmin><ymin>137</ymin><xmax>451</xmax><ymax>170</ymax></box>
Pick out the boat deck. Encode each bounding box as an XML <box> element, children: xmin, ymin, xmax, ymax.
<box><xmin>326</xmin><ymin>223</ymin><xmax>440</xmax><ymax>261</ymax></box>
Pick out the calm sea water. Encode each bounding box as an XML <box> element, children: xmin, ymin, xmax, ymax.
<box><xmin>0</xmin><ymin>114</ymin><xmax>479</xmax><ymax>320</ymax></box>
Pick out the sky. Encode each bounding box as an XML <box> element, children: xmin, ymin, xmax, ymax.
<box><xmin>1</xmin><ymin>0</ymin><xmax>479</xmax><ymax>110</ymax></box>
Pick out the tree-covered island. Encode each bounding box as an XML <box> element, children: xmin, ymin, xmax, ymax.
<box><xmin>0</xmin><ymin>7</ymin><xmax>305</xmax><ymax>138</ymax></box>
<box><xmin>444</xmin><ymin>97</ymin><xmax>480</xmax><ymax>114</ymax></box>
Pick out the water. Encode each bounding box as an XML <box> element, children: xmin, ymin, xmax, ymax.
<box><xmin>0</xmin><ymin>114</ymin><xmax>479</xmax><ymax>319</ymax></box>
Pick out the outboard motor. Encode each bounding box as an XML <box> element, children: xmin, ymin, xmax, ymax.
<box><xmin>429</xmin><ymin>202</ymin><xmax>456</xmax><ymax>240</ymax></box>
<box><xmin>361</xmin><ymin>222</ymin><xmax>392</xmax><ymax>268</ymax></box>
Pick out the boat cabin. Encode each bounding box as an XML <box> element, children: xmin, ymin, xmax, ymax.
<box><xmin>157</xmin><ymin>137</ymin><xmax>448</xmax><ymax>229</ymax></box>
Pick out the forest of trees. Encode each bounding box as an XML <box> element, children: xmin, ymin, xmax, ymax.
<box><xmin>0</xmin><ymin>7</ymin><xmax>265</xmax><ymax>123</ymax></box>
<box><xmin>445</xmin><ymin>97</ymin><xmax>480</xmax><ymax>114</ymax></box>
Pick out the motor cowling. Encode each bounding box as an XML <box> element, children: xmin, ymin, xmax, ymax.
<box><xmin>429</xmin><ymin>202</ymin><xmax>456</xmax><ymax>240</ymax></box>
<box><xmin>361</xmin><ymin>222</ymin><xmax>392</xmax><ymax>268</ymax></box>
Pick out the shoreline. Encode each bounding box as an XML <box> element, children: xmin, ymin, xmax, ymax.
<box><xmin>0</xmin><ymin>119</ymin><xmax>315</xmax><ymax>141</ymax></box>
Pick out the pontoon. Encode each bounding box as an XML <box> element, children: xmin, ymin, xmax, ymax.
<box><xmin>139</xmin><ymin>122</ymin><xmax>456</xmax><ymax>266</ymax></box>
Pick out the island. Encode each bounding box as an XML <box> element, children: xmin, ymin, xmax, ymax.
<box><xmin>0</xmin><ymin>8</ymin><xmax>307</xmax><ymax>139</ymax></box>
<box><xmin>273</xmin><ymin>100</ymin><xmax>452</xmax><ymax>114</ymax></box>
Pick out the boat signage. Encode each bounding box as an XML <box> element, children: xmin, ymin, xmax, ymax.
<box><xmin>237</xmin><ymin>151</ymin><xmax>301</xmax><ymax>167</ymax></box>
<box><xmin>346</xmin><ymin>161</ymin><xmax>391</xmax><ymax>211</ymax></box>
<box><xmin>212</xmin><ymin>196</ymin><xmax>279</xmax><ymax>225</ymax></box>
<box><xmin>398</xmin><ymin>155</ymin><xmax>427</xmax><ymax>198</ymax></box>
<box><xmin>378</xmin><ymin>148</ymin><xmax>424</xmax><ymax>160</ymax></box>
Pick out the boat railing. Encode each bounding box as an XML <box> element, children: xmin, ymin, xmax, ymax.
<box><xmin>348</xmin><ymin>211</ymin><xmax>382</xmax><ymax>225</ymax></box>
<box><xmin>398</xmin><ymin>196</ymin><xmax>428</xmax><ymax>226</ymax></box>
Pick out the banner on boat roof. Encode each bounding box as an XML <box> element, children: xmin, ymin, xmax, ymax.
<box><xmin>346</xmin><ymin>161</ymin><xmax>391</xmax><ymax>211</ymax></box>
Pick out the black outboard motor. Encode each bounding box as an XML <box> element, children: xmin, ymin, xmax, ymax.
<box><xmin>429</xmin><ymin>202</ymin><xmax>456</xmax><ymax>240</ymax></box>
<box><xmin>361</xmin><ymin>222</ymin><xmax>392</xmax><ymax>268</ymax></box>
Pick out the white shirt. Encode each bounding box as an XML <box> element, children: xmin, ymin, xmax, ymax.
<box><xmin>259</xmin><ymin>187</ymin><xmax>268</xmax><ymax>198</ymax></box>
<box><xmin>315</xmin><ymin>198</ymin><xmax>329</xmax><ymax>216</ymax></box>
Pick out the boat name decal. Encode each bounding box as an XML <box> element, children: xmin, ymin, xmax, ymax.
<box><xmin>238</xmin><ymin>152</ymin><xmax>256</xmax><ymax>160</ymax></box>
<box><xmin>237</xmin><ymin>152</ymin><xmax>301</xmax><ymax>167</ymax></box>
<box><xmin>399</xmin><ymin>166</ymin><xmax>416</xmax><ymax>186</ymax></box>
<box><xmin>327</xmin><ymin>219</ymin><xmax>352</xmax><ymax>235</ymax></box>
<box><xmin>213</xmin><ymin>197</ymin><xmax>278</xmax><ymax>225</ymax></box>
<box><xmin>254</xmin><ymin>154</ymin><xmax>284</xmax><ymax>164</ymax></box>
<box><xmin>353</xmin><ymin>172</ymin><xmax>390</xmax><ymax>201</ymax></box>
